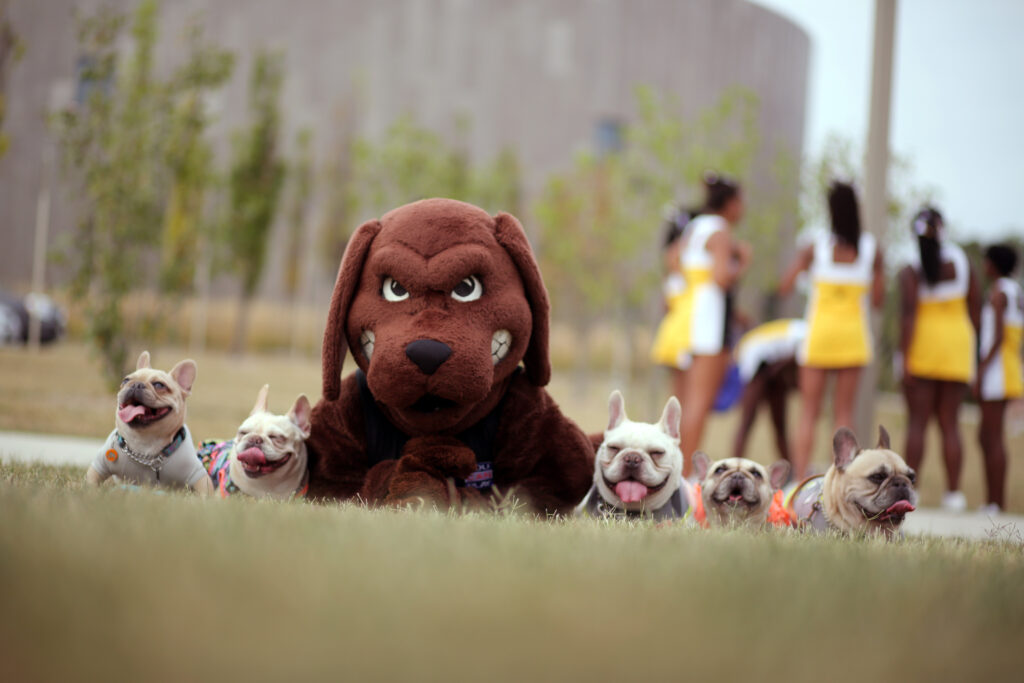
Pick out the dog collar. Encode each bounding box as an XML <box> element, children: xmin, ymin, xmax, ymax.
<box><xmin>115</xmin><ymin>427</ymin><xmax>187</xmax><ymax>474</ymax></box>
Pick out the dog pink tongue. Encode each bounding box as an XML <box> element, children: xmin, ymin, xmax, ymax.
<box><xmin>615</xmin><ymin>480</ymin><xmax>649</xmax><ymax>503</ymax></box>
<box><xmin>118</xmin><ymin>405</ymin><xmax>147</xmax><ymax>423</ymax></box>
<box><xmin>237</xmin><ymin>448</ymin><xmax>267</xmax><ymax>466</ymax></box>
<box><xmin>886</xmin><ymin>500</ymin><xmax>916</xmax><ymax>515</ymax></box>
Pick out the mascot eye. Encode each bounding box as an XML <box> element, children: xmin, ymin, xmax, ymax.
<box><xmin>382</xmin><ymin>277</ymin><xmax>410</xmax><ymax>302</ymax></box>
<box><xmin>451</xmin><ymin>276</ymin><xmax>483</xmax><ymax>302</ymax></box>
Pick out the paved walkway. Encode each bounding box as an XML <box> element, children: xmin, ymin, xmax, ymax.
<box><xmin>1</xmin><ymin>430</ymin><xmax>1021</xmax><ymax>542</ymax></box>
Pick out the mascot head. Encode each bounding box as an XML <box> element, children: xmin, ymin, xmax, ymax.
<box><xmin>321</xmin><ymin>198</ymin><xmax>550</xmax><ymax>435</ymax></box>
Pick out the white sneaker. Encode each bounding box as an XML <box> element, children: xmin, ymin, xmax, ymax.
<box><xmin>978</xmin><ymin>503</ymin><xmax>1002</xmax><ymax>516</ymax></box>
<box><xmin>942</xmin><ymin>490</ymin><xmax>968</xmax><ymax>512</ymax></box>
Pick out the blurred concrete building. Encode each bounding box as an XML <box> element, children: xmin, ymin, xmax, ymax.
<box><xmin>0</xmin><ymin>0</ymin><xmax>808</xmax><ymax>297</ymax></box>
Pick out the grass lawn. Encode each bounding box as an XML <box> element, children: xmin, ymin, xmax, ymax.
<box><xmin>1</xmin><ymin>462</ymin><xmax>1022</xmax><ymax>682</ymax></box>
<box><xmin>2</xmin><ymin>343</ymin><xmax>1022</xmax><ymax>511</ymax></box>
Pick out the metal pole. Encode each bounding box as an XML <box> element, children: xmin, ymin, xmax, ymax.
<box><xmin>856</xmin><ymin>0</ymin><xmax>898</xmax><ymax>439</ymax></box>
<box><xmin>28</xmin><ymin>142</ymin><xmax>52</xmax><ymax>351</ymax></box>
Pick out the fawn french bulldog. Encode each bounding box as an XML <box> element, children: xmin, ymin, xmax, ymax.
<box><xmin>692</xmin><ymin>454</ymin><xmax>791</xmax><ymax>528</ymax></box>
<box><xmin>86</xmin><ymin>351</ymin><xmax>213</xmax><ymax>494</ymax></box>
<box><xmin>788</xmin><ymin>426</ymin><xmax>917</xmax><ymax>538</ymax></box>
<box><xmin>576</xmin><ymin>391</ymin><xmax>690</xmax><ymax>521</ymax></box>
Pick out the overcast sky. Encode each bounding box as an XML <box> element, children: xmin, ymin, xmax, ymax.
<box><xmin>751</xmin><ymin>0</ymin><xmax>1023</xmax><ymax>241</ymax></box>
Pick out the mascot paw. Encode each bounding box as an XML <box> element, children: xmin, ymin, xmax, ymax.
<box><xmin>398</xmin><ymin>435</ymin><xmax>478</xmax><ymax>480</ymax></box>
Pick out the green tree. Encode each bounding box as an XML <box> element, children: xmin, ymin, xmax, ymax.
<box><xmin>226</xmin><ymin>50</ymin><xmax>285</xmax><ymax>354</ymax></box>
<box><xmin>283</xmin><ymin>127</ymin><xmax>313</xmax><ymax>353</ymax></box>
<box><xmin>0</xmin><ymin>0</ymin><xmax>25</xmax><ymax>160</ymax></box>
<box><xmin>323</xmin><ymin>113</ymin><xmax>522</xmax><ymax>267</ymax></box>
<box><xmin>159</xmin><ymin>19</ymin><xmax>233</xmax><ymax>295</ymax></box>
<box><xmin>51</xmin><ymin>0</ymin><xmax>168</xmax><ymax>387</ymax></box>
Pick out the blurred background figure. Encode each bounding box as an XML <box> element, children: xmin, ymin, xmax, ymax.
<box><xmin>897</xmin><ymin>207</ymin><xmax>980</xmax><ymax>512</ymax></box>
<box><xmin>779</xmin><ymin>181</ymin><xmax>884</xmax><ymax>481</ymax></box>
<box><xmin>731</xmin><ymin>317</ymin><xmax>806</xmax><ymax>468</ymax></box>
<box><xmin>650</xmin><ymin>205</ymin><xmax>700</xmax><ymax>403</ymax></box>
<box><xmin>678</xmin><ymin>173</ymin><xmax>751</xmax><ymax>473</ymax></box>
<box><xmin>976</xmin><ymin>244</ymin><xmax>1023</xmax><ymax>514</ymax></box>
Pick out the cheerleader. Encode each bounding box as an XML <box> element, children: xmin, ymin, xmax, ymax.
<box><xmin>779</xmin><ymin>181</ymin><xmax>884</xmax><ymax>480</ymax></box>
<box><xmin>976</xmin><ymin>244</ymin><xmax>1022</xmax><ymax>513</ymax></box>
<box><xmin>650</xmin><ymin>206</ymin><xmax>700</xmax><ymax>403</ymax></box>
<box><xmin>678</xmin><ymin>172</ymin><xmax>751</xmax><ymax>470</ymax></box>
<box><xmin>898</xmin><ymin>207</ymin><xmax>980</xmax><ymax>512</ymax></box>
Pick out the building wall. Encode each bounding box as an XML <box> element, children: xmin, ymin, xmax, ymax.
<box><xmin>0</xmin><ymin>0</ymin><xmax>809</xmax><ymax>298</ymax></box>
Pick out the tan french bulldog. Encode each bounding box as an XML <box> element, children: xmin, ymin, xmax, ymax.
<box><xmin>788</xmin><ymin>426</ymin><xmax>917</xmax><ymax>538</ymax></box>
<box><xmin>199</xmin><ymin>385</ymin><xmax>311</xmax><ymax>499</ymax></box>
<box><xmin>576</xmin><ymin>391</ymin><xmax>690</xmax><ymax>521</ymax></box>
<box><xmin>86</xmin><ymin>351</ymin><xmax>213</xmax><ymax>494</ymax></box>
<box><xmin>693</xmin><ymin>454</ymin><xmax>790</xmax><ymax>528</ymax></box>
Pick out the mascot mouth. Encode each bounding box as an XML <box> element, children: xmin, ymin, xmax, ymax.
<box><xmin>410</xmin><ymin>394</ymin><xmax>459</xmax><ymax>413</ymax></box>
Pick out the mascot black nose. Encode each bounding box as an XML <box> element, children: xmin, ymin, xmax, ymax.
<box><xmin>406</xmin><ymin>339</ymin><xmax>452</xmax><ymax>375</ymax></box>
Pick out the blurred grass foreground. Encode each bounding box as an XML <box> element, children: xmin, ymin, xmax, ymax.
<box><xmin>1</xmin><ymin>462</ymin><xmax>1023</xmax><ymax>682</ymax></box>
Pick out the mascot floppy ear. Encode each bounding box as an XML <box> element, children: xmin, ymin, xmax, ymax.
<box><xmin>322</xmin><ymin>219</ymin><xmax>382</xmax><ymax>401</ymax></box>
<box><xmin>493</xmin><ymin>212</ymin><xmax>551</xmax><ymax>387</ymax></box>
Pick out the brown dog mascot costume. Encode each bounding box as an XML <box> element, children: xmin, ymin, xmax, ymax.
<box><xmin>306</xmin><ymin>198</ymin><xmax>594</xmax><ymax>514</ymax></box>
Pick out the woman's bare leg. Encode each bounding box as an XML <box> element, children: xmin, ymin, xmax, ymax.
<box><xmin>680</xmin><ymin>352</ymin><xmax>730</xmax><ymax>476</ymax></box>
<box><xmin>792</xmin><ymin>366</ymin><xmax>827</xmax><ymax>481</ymax></box>
<box><xmin>935</xmin><ymin>381</ymin><xmax>966</xmax><ymax>492</ymax></box>
<box><xmin>978</xmin><ymin>400</ymin><xmax>1008</xmax><ymax>508</ymax></box>
<box><xmin>902</xmin><ymin>376</ymin><xmax>936</xmax><ymax>473</ymax></box>
<box><xmin>833</xmin><ymin>366</ymin><xmax>862</xmax><ymax>430</ymax></box>
<box><xmin>671</xmin><ymin>368</ymin><xmax>688</xmax><ymax>404</ymax></box>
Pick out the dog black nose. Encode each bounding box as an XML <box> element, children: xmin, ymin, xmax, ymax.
<box><xmin>623</xmin><ymin>453</ymin><xmax>643</xmax><ymax>469</ymax></box>
<box><xmin>405</xmin><ymin>339</ymin><xmax>452</xmax><ymax>375</ymax></box>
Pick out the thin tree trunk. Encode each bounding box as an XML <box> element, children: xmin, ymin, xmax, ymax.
<box><xmin>231</xmin><ymin>287</ymin><xmax>253</xmax><ymax>355</ymax></box>
<box><xmin>189</xmin><ymin>242</ymin><xmax>212</xmax><ymax>353</ymax></box>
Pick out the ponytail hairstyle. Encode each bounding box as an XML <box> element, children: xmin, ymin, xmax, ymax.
<box><xmin>661</xmin><ymin>205</ymin><xmax>701</xmax><ymax>249</ymax></box>
<box><xmin>827</xmin><ymin>181</ymin><xmax>861</xmax><ymax>250</ymax></box>
<box><xmin>912</xmin><ymin>206</ymin><xmax>944</xmax><ymax>286</ymax></box>
<box><xmin>703</xmin><ymin>171</ymin><xmax>740</xmax><ymax>213</ymax></box>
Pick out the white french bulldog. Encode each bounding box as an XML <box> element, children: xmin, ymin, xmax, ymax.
<box><xmin>198</xmin><ymin>384</ymin><xmax>311</xmax><ymax>499</ymax></box>
<box><xmin>576</xmin><ymin>390</ymin><xmax>690</xmax><ymax>520</ymax></box>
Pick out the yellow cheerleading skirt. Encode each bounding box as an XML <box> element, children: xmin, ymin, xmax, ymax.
<box><xmin>906</xmin><ymin>298</ymin><xmax>975</xmax><ymax>382</ymax></box>
<box><xmin>1002</xmin><ymin>324</ymin><xmax>1023</xmax><ymax>398</ymax></box>
<box><xmin>651</xmin><ymin>291</ymin><xmax>690</xmax><ymax>368</ymax></box>
<box><xmin>801</xmin><ymin>281</ymin><xmax>871</xmax><ymax>368</ymax></box>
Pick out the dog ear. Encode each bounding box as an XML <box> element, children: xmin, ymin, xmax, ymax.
<box><xmin>692</xmin><ymin>451</ymin><xmax>712</xmax><ymax>481</ymax></box>
<box><xmin>876</xmin><ymin>425</ymin><xmax>891</xmax><ymax>450</ymax></box>
<box><xmin>768</xmin><ymin>460</ymin><xmax>791</xmax><ymax>490</ymax></box>
<box><xmin>136</xmin><ymin>351</ymin><xmax>151</xmax><ymax>370</ymax></box>
<box><xmin>169</xmin><ymin>359</ymin><xmax>197</xmax><ymax>396</ymax></box>
<box><xmin>250</xmin><ymin>384</ymin><xmax>270</xmax><ymax>416</ymax></box>
<box><xmin>607</xmin><ymin>390</ymin><xmax>627</xmax><ymax>430</ymax></box>
<box><xmin>659</xmin><ymin>396</ymin><xmax>681</xmax><ymax>440</ymax></box>
<box><xmin>288</xmin><ymin>394</ymin><xmax>312</xmax><ymax>438</ymax></box>
<box><xmin>833</xmin><ymin>427</ymin><xmax>859</xmax><ymax>471</ymax></box>
<box><xmin>322</xmin><ymin>219</ymin><xmax>382</xmax><ymax>401</ymax></box>
<box><xmin>493</xmin><ymin>212</ymin><xmax>550</xmax><ymax>387</ymax></box>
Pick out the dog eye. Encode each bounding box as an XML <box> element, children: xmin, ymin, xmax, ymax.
<box><xmin>382</xmin><ymin>277</ymin><xmax>410</xmax><ymax>302</ymax></box>
<box><xmin>750</xmin><ymin>469</ymin><xmax>763</xmax><ymax>480</ymax></box>
<box><xmin>869</xmin><ymin>472</ymin><xmax>887</xmax><ymax>484</ymax></box>
<box><xmin>451</xmin><ymin>276</ymin><xmax>483</xmax><ymax>302</ymax></box>
<box><xmin>907</xmin><ymin>470</ymin><xmax>917</xmax><ymax>484</ymax></box>
<box><xmin>607</xmin><ymin>445</ymin><xmax>621</xmax><ymax>454</ymax></box>
<box><xmin>152</xmin><ymin>381</ymin><xmax>166</xmax><ymax>391</ymax></box>
<box><xmin>649</xmin><ymin>450</ymin><xmax>665</xmax><ymax>459</ymax></box>
<box><xmin>120</xmin><ymin>377</ymin><xmax>130</xmax><ymax>385</ymax></box>
<box><xmin>714</xmin><ymin>465</ymin><xmax>727</xmax><ymax>475</ymax></box>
